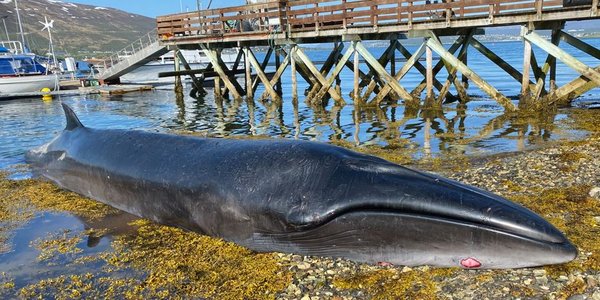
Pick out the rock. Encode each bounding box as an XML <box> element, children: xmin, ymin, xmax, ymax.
<box><xmin>401</xmin><ymin>266</ymin><xmax>412</xmax><ymax>273</ymax></box>
<box><xmin>567</xmin><ymin>295</ymin><xmax>585</xmax><ymax>300</ymax></box>
<box><xmin>587</xmin><ymin>276</ymin><xmax>598</xmax><ymax>288</ymax></box>
<box><xmin>297</xmin><ymin>262</ymin><xmax>311</xmax><ymax>270</ymax></box>
<box><xmin>590</xmin><ymin>186</ymin><xmax>600</xmax><ymax>199</ymax></box>
<box><xmin>524</xmin><ymin>278</ymin><xmax>532</xmax><ymax>285</ymax></box>
<box><xmin>592</xmin><ymin>291</ymin><xmax>600</xmax><ymax>300</ymax></box>
<box><xmin>536</xmin><ymin>276</ymin><xmax>549</xmax><ymax>285</ymax></box>
<box><xmin>533</xmin><ymin>269</ymin><xmax>546</xmax><ymax>276</ymax></box>
<box><xmin>558</xmin><ymin>275</ymin><xmax>569</xmax><ymax>282</ymax></box>
<box><xmin>301</xmin><ymin>295</ymin><xmax>310</xmax><ymax>300</ymax></box>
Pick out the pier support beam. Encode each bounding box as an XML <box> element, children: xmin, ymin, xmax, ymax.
<box><xmin>409</xmin><ymin>36</ymin><xmax>463</xmax><ymax>101</ymax></box>
<box><xmin>436</xmin><ymin>31</ymin><xmax>472</xmax><ymax>105</ymax></box>
<box><xmin>245</xmin><ymin>47</ymin><xmax>281</xmax><ymax>102</ymax></box>
<box><xmin>259</xmin><ymin>50</ymin><xmax>291</xmax><ymax>102</ymax></box>
<box><xmin>201</xmin><ymin>45</ymin><xmax>244</xmax><ymax>100</ymax></box>
<box><xmin>290</xmin><ymin>45</ymin><xmax>298</xmax><ymax>101</ymax></box>
<box><xmin>354</xmin><ymin>44</ymin><xmax>360</xmax><ymax>103</ymax></box>
<box><xmin>520</xmin><ymin>26</ymin><xmax>533</xmax><ymax>107</ymax></box>
<box><xmin>360</xmin><ymin>41</ymin><xmax>396</xmax><ymax>103</ymax></box>
<box><xmin>175</xmin><ymin>50</ymin><xmax>206</xmax><ymax>98</ymax></box>
<box><xmin>535</xmin><ymin>30</ymin><xmax>600</xmax><ymax>105</ymax></box>
<box><xmin>174</xmin><ymin>48</ymin><xmax>184</xmax><ymax>97</ymax></box>
<box><xmin>425</xmin><ymin>40</ymin><xmax>435</xmax><ymax>105</ymax></box>
<box><xmin>244</xmin><ymin>48</ymin><xmax>253</xmax><ymax>101</ymax></box>
<box><xmin>372</xmin><ymin>42</ymin><xmax>426</xmax><ymax>105</ymax></box>
<box><xmin>525</xmin><ymin>29</ymin><xmax>600</xmax><ymax>105</ymax></box>
<box><xmin>354</xmin><ymin>41</ymin><xmax>414</xmax><ymax>104</ymax></box>
<box><xmin>424</xmin><ymin>30</ymin><xmax>516</xmax><ymax>111</ymax></box>
<box><xmin>294</xmin><ymin>47</ymin><xmax>345</xmax><ymax>105</ymax></box>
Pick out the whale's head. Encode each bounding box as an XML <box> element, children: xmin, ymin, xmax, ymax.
<box><xmin>258</xmin><ymin>149</ymin><xmax>578</xmax><ymax>269</ymax></box>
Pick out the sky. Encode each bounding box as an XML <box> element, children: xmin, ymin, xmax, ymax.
<box><xmin>68</xmin><ymin>0</ymin><xmax>247</xmax><ymax>17</ymax></box>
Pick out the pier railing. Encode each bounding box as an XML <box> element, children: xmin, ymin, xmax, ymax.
<box><xmin>157</xmin><ymin>0</ymin><xmax>576</xmax><ymax>41</ymax></box>
<box><xmin>103</xmin><ymin>28</ymin><xmax>161</xmax><ymax>70</ymax></box>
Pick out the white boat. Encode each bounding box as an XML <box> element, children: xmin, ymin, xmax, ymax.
<box><xmin>121</xmin><ymin>49</ymin><xmax>240</xmax><ymax>84</ymax></box>
<box><xmin>0</xmin><ymin>74</ymin><xmax>59</xmax><ymax>94</ymax></box>
<box><xmin>0</xmin><ymin>44</ymin><xmax>59</xmax><ymax>96</ymax></box>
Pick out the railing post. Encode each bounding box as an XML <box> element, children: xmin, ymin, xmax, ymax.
<box><xmin>408</xmin><ymin>1</ymin><xmax>413</xmax><ymax>29</ymax></box>
<box><xmin>397</xmin><ymin>1</ymin><xmax>401</xmax><ymax>24</ymax></box>
<box><xmin>372</xmin><ymin>4</ymin><xmax>378</xmax><ymax>30</ymax></box>
<box><xmin>343</xmin><ymin>0</ymin><xmax>348</xmax><ymax>30</ymax></box>
<box><xmin>535</xmin><ymin>0</ymin><xmax>543</xmax><ymax>19</ymax></box>
<box><xmin>445</xmin><ymin>1</ymin><xmax>452</xmax><ymax>26</ymax></box>
<box><xmin>592</xmin><ymin>0</ymin><xmax>599</xmax><ymax>16</ymax></box>
<box><xmin>314</xmin><ymin>2</ymin><xmax>319</xmax><ymax>33</ymax></box>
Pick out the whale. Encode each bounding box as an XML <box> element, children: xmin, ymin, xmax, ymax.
<box><xmin>26</xmin><ymin>104</ymin><xmax>577</xmax><ymax>269</ymax></box>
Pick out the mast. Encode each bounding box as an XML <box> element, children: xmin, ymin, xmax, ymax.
<box><xmin>14</xmin><ymin>0</ymin><xmax>26</xmax><ymax>51</ymax></box>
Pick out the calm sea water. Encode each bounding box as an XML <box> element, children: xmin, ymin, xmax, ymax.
<box><xmin>0</xmin><ymin>38</ymin><xmax>599</xmax><ymax>291</ymax></box>
<box><xmin>2</xmin><ymin>39</ymin><xmax>600</xmax><ymax>171</ymax></box>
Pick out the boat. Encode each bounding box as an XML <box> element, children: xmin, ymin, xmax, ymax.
<box><xmin>120</xmin><ymin>49</ymin><xmax>240</xmax><ymax>84</ymax></box>
<box><xmin>0</xmin><ymin>45</ymin><xmax>59</xmax><ymax>95</ymax></box>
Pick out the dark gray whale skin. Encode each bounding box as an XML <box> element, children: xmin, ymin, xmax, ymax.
<box><xmin>26</xmin><ymin>104</ymin><xmax>577</xmax><ymax>269</ymax></box>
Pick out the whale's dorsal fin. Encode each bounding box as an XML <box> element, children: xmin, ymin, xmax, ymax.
<box><xmin>61</xmin><ymin>103</ymin><xmax>84</xmax><ymax>130</ymax></box>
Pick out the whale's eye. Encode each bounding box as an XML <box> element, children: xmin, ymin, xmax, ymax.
<box><xmin>460</xmin><ymin>257</ymin><xmax>481</xmax><ymax>269</ymax></box>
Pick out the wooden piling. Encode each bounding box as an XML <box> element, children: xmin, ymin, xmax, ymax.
<box><xmin>353</xmin><ymin>43</ymin><xmax>360</xmax><ymax>104</ymax></box>
<box><xmin>425</xmin><ymin>33</ymin><xmax>516</xmax><ymax>111</ymax></box>
<box><xmin>174</xmin><ymin>48</ymin><xmax>184</xmax><ymax>97</ymax></box>
<box><xmin>425</xmin><ymin>40</ymin><xmax>434</xmax><ymax>105</ymax></box>
<box><xmin>390</xmin><ymin>40</ymin><xmax>396</xmax><ymax>77</ymax></box>
<box><xmin>275</xmin><ymin>48</ymin><xmax>282</xmax><ymax>94</ymax></box>
<box><xmin>290</xmin><ymin>45</ymin><xmax>298</xmax><ymax>101</ymax></box>
<box><xmin>244</xmin><ymin>47</ymin><xmax>253</xmax><ymax>101</ymax></box>
<box><xmin>520</xmin><ymin>27</ymin><xmax>533</xmax><ymax>107</ymax></box>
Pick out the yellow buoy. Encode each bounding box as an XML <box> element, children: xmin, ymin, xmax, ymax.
<box><xmin>41</xmin><ymin>87</ymin><xmax>53</xmax><ymax>101</ymax></box>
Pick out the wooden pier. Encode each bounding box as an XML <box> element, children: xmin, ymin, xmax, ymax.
<box><xmin>155</xmin><ymin>0</ymin><xmax>600</xmax><ymax>111</ymax></box>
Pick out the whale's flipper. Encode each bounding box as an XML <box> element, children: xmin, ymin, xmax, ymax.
<box><xmin>61</xmin><ymin>103</ymin><xmax>84</xmax><ymax>130</ymax></box>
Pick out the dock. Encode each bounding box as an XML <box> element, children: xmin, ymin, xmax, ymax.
<box><xmin>100</xmin><ymin>0</ymin><xmax>600</xmax><ymax>111</ymax></box>
<box><xmin>0</xmin><ymin>84</ymin><xmax>154</xmax><ymax>100</ymax></box>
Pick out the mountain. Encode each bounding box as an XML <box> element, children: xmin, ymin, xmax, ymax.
<box><xmin>0</xmin><ymin>0</ymin><xmax>156</xmax><ymax>58</ymax></box>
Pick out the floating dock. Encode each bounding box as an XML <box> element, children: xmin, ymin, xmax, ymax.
<box><xmin>0</xmin><ymin>84</ymin><xmax>154</xmax><ymax>100</ymax></box>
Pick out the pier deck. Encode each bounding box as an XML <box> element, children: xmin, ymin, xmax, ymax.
<box><xmin>152</xmin><ymin>0</ymin><xmax>600</xmax><ymax>111</ymax></box>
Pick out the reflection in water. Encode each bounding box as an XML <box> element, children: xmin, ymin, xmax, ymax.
<box><xmin>0</xmin><ymin>89</ymin><xmax>588</xmax><ymax>173</ymax></box>
<box><xmin>76</xmin><ymin>212</ymin><xmax>139</xmax><ymax>248</ymax></box>
<box><xmin>167</xmin><ymin>89</ymin><xmax>569</xmax><ymax>158</ymax></box>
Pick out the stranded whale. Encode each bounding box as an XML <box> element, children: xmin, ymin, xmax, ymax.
<box><xmin>26</xmin><ymin>104</ymin><xmax>577</xmax><ymax>269</ymax></box>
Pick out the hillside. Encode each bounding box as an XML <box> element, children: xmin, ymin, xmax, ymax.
<box><xmin>0</xmin><ymin>0</ymin><xmax>156</xmax><ymax>58</ymax></box>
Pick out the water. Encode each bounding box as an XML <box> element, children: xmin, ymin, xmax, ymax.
<box><xmin>0</xmin><ymin>38</ymin><xmax>599</xmax><ymax>293</ymax></box>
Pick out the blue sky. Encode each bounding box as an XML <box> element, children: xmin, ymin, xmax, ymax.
<box><xmin>69</xmin><ymin>0</ymin><xmax>247</xmax><ymax>17</ymax></box>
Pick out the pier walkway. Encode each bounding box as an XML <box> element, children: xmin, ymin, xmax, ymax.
<box><xmin>98</xmin><ymin>29</ymin><xmax>168</xmax><ymax>83</ymax></box>
<box><xmin>153</xmin><ymin>0</ymin><xmax>600</xmax><ymax>111</ymax></box>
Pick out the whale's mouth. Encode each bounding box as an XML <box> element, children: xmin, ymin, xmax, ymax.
<box><xmin>255</xmin><ymin>210</ymin><xmax>577</xmax><ymax>268</ymax></box>
<box><xmin>291</xmin><ymin>204</ymin><xmax>570</xmax><ymax>245</ymax></box>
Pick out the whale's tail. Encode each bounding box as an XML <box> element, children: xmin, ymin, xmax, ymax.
<box><xmin>62</xmin><ymin>103</ymin><xmax>84</xmax><ymax>131</ymax></box>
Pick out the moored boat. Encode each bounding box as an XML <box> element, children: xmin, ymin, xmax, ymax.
<box><xmin>0</xmin><ymin>46</ymin><xmax>59</xmax><ymax>96</ymax></box>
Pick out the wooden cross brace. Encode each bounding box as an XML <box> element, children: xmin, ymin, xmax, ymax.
<box><xmin>424</xmin><ymin>31</ymin><xmax>516</xmax><ymax>112</ymax></box>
